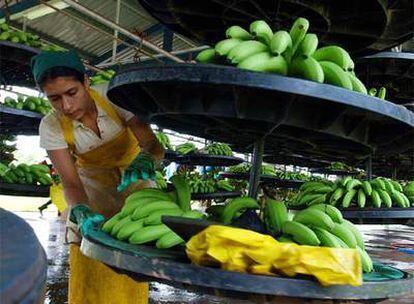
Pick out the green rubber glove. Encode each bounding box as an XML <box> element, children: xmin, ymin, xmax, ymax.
<box><xmin>69</xmin><ymin>204</ymin><xmax>104</xmax><ymax>237</ymax></box>
<box><xmin>363</xmin><ymin>263</ymin><xmax>405</xmax><ymax>281</ymax></box>
<box><xmin>117</xmin><ymin>152</ymin><xmax>156</xmax><ymax>192</ymax></box>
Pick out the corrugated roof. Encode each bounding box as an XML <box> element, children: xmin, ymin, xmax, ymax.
<box><xmin>5</xmin><ymin>0</ymin><xmax>198</xmax><ymax>64</ymax></box>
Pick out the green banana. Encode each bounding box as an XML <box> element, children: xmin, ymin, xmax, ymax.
<box><xmin>299</xmin><ymin>181</ymin><xmax>326</xmax><ymax>191</ymax></box>
<box><xmin>117</xmin><ymin>219</ymin><xmax>145</xmax><ymax>241</ymax></box>
<box><xmin>297</xmin><ymin>33</ymin><xmax>318</xmax><ymax>57</ymax></box>
<box><xmin>368</xmin><ymin>88</ymin><xmax>377</xmax><ymax>97</ymax></box>
<box><xmin>313</xmin><ymin>46</ymin><xmax>353</xmax><ymax>71</ymax></box>
<box><xmin>319</xmin><ymin>61</ymin><xmax>353</xmax><ymax>90</ymax></box>
<box><xmin>404</xmin><ymin>182</ymin><xmax>414</xmax><ymax>196</ymax></box>
<box><xmin>156</xmin><ymin>231</ymin><xmax>184</xmax><ymax>249</ymax></box>
<box><xmin>289</xmin><ymin>56</ymin><xmax>324</xmax><ymax>83</ymax></box>
<box><xmin>182</xmin><ymin>210</ymin><xmax>205</xmax><ymax>219</ymax></box>
<box><xmin>282</xmin><ymin>221</ymin><xmax>320</xmax><ymax>246</ymax></box>
<box><xmin>357</xmin><ymin>189</ymin><xmax>366</xmax><ymax>208</ymax></box>
<box><xmin>111</xmin><ymin>215</ymin><xmax>132</xmax><ymax>236</ymax></box>
<box><xmin>121</xmin><ymin>196</ymin><xmax>164</xmax><ymax>217</ymax></box>
<box><xmin>309</xmin><ymin>204</ymin><xmax>343</xmax><ymax>223</ymax></box>
<box><xmin>195</xmin><ymin>48</ymin><xmax>218</xmax><ymax>63</ymax></box>
<box><xmin>370</xmin><ymin>179</ymin><xmax>386</xmax><ymax>191</ymax></box>
<box><xmin>221</xmin><ymin>197</ymin><xmax>259</xmax><ymax>224</ymax></box>
<box><xmin>342</xmin><ymin>220</ymin><xmax>365</xmax><ymax>250</ymax></box>
<box><xmin>356</xmin><ymin>246</ymin><xmax>373</xmax><ymax>273</ymax></box>
<box><xmin>102</xmin><ymin>213</ymin><xmax>123</xmax><ymax>233</ymax></box>
<box><xmin>382</xmin><ymin>179</ymin><xmax>395</xmax><ymax>194</ymax></box>
<box><xmin>347</xmin><ymin>73</ymin><xmax>368</xmax><ymax>94</ymax></box>
<box><xmin>215</xmin><ymin>38</ymin><xmax>242</xmax><ymax>56</ymax></box>
<box><xmin>171</xmin><ymin>175</ymin><xmax>191</xmax><ymax>211</ymax></box>
<box><xmin>264</xmin><ymin>198</ymin><xmax>288</xmax><ymax>235</ymax></box>
<box><xmin>225</xmin><ymin>25</ymin><xmax>253</xmax><ymax>40</ymax></box>
<box><xmin>312</xmin><ymin>227</ymin><xmax>346</xmax><ymax>248</ymax></box>
<box><xmin>308</xmin><ymin>194</ymin><xmax>327</xmax><ymax>206</ymax></box>
<box><xmin>227</xmin><ymin>40</ymin><xmax>268</xmax><ymax>64</ymax></box>
<box><xmin>391</xmin><ymin>180</ymin><xmax>403</xmax><ymax>193</ymax></box>
<box><xmin>249</xmin><ymin>20</ymin><xmax>273</xmax><ymax>45</ymax></box>
<box><xmin>331</xmin><ymin>223</ymin><xmax>357</xmax><ymax>248</ymax></box>
<box><xmin>144</xmin><ymin>209</ymin><xmax>184</xmax><ymax>226</ymax></box>
<box><xmin>361</xmin><ymin>181</ymin><xmax>372</xmax><ymax>196</ymax></box>
<box><xmin>342</xmin><ymin>189</ymin><xmax>357</xmax><ymax>208</ymax></box>
<box><xmin>129</xmin><ymin>224</ymin><xmax>171</xmax><ymax>245</ymax></box>
<box><xmin>287</xmin><ymin>17</ymin><xmax>309</xmax><ymax>62</ymax></box>
<box><xmin>378</xmin><ymin>189</ymin><xmax>392</xmax><ymax>208</ymax></box>
<box><xmin>371</xmin><ymin>190</ymin><xmax>382</xmax><ymax>208</ymax></box>
<box><xmin>277</xmin><ymin>235</ymin><xmax>295</xmax><ymax>243</ymax></box>
<box><xmin>237</xmin><ymin>51</ymin><xmax>288</xmax><ymax>75</ymax></box>
<box><xmin>341</xmin><ymin>176</ymin><xmax>353</xmax><ymax>187</ymax></box>
<box><xmin>392</xmin><ymin>191</ymin><xmax>409</xmax><ymax>208</ymax></box>
<box><xmin>270</xmin><ymin>30</ymin><xmax>292</xmax><ymax>56</ymax></box>
<box><xmin>125</xmin><ymin>188</ymin><xmax>173</xmax><ymax>205</ymax></box>
<box><xmin>377</xmin><ymin>87</ymin><xmax>386</xmax><ymax>99</ymax></box>
<box><xmin>298</xmin><ymin>193</ymin><xmax>325</xmax><ymax>206</ymax></box>
<box><xmin>329</xmin><ymin>187</ymin><xmax>345</xmax><ymax>205</ymax></box>
<box><xmin>132</xmin><ymin>201</ymin><xmax>180</xmax><ymax>220</ymax></box>
<box><xmin>293</xmin><ymin>208</ymin><xmax>335</xmax><ymax>230</ymax></box>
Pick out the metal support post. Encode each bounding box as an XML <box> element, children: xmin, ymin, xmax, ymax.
<box><xmin>365</xmin><ymin>155</ymin><xmax>372</xmax><ymax>180</ymax></box>
<box><xmin>248</xmin><ymin>137</ymin><xmax>264</xmax><ymax>199</ymax></box>
<box><xmin>111</xmin><ymin>0</ymin><xmax>121</xmax><ymax>62</ymax></box>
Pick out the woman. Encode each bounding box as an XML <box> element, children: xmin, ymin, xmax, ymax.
<box><xmin>32</xmin><ymin>50</ymin><xmax>164</xmax><ymax>303</ymax></box>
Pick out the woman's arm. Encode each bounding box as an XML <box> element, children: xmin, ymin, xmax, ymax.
<box><xmin>47</xmin><ymin>149</ymin><xmax>89</xmax><ymax>207</ymax></box>
<box><xmin>127</xmin><ymin>116</ymin><xmax>165</xmax><ymax>162</ymax></box>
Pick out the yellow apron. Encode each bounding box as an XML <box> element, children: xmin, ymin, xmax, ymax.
<box><xmin>60</xmin><ymin>88</ymin><xmax>149</xmax><ymax>304</ymax></box>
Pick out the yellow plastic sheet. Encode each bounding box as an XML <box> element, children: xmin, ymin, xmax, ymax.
<box><xmin>186</xmin><ymin>225</ymin><xmax>362</xmax><ymax>286</ymax></box>
<box><xmin>49</xmin><ymin>183</ymin><xmax>68</xmax><ymax>212</ymax></box>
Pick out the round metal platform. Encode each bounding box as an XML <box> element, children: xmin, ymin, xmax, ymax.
<box><xmin>220</xmin><ymin>172</ymin><xmax>304</xmax><ymax>189</ymax></box>
<box><xmin>191</xmin><ymin>190</ymin><xmax>242</xmax><ymax>200</ymax></box>
<box><xmin>309</xmin><ymin>168</ymin><xmax>362</xmax><ymax>177</ymax></box>
<box><xmin>0</xmin><ymin>41</ymin><xmax>39</xmax><ymax>88</ymax></box>
<box><xmin>355</xmin><ymin>52</ymin><xmax>414</xmax><ymax>105</ymax></box>
<box><xmin>81</xmin><ymin>233</ymin><xmax>414</xmax><ymax>301</ymax></box>
<box><xmin>107</xmin><ymin>64</ymin><xmax>414</xmax><ymax>163</ymax></box>
<box><xmin>0</xmin><ymin>183</ymin><xmax>50</xmax><ymax>197</ymax></box>
<box><xmin>175</xmin><ymin>153</ymin><xmax>244</xmax><ymax>167</ymax></box>
<box><xmin>0</xmin><ymin>106</ymin><xmax>42</xmax><ymax>135</ymax></box>
<box><xmin>0</xmin><ymin>209</ymin><xmax>47</xmax><ymax>304</ymax></box>
<box><xmin>263</xmin><ymin>153</ymin><xmax>330</xmax><ymax>168</ymax></box>
<box><xmin>340</xmin><ymin>207</ymin><xmax>414</xmax><ymax>225</ymax></box>
<box><xmin>137</xmin><ymin>0</ymin><xmax>413</xmax><ymax>55</ymax></box>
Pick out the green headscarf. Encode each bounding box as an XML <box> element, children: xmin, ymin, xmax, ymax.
<box><xmin>31</xmin><ymin>50</ymin><xmax>85</xmax><ymax>83</ymax></box>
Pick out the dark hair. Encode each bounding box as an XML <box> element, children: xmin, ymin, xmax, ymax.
<box><xmin>38</xmin><ymin>66</ymin><xmax>85</xmax><ymax>89</ymax></box>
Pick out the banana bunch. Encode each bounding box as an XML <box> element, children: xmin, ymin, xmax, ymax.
<box><xmin>203</xmin><ymin>143</ymin><xmax>233</xmax><ymax>156</ymax></box>
<box><xmin>261</xmin><ymin>164</ymin><xmax>276</xmax><ymax>176</ymax></box>
<box><xmin>227</xmin><ymin>163</ymin><xmax>251</xmax><ymax>174</ymax></box>
<box><xmin>195</xmin><ymin>18</ymin><xmax>369</xmax><ymax>95</ymax></box>
<box><xmin>0</xmin><ymin>135</ymin><xmax>17</xmax><ymax>165</ymax></box>
<box><xmin>0</xmin><ymin>163</ymin><xmax>53</xmax><ymax>186</ymax></box>
<box><xmin>102</xmin><ymin>176</ymin><xmax>204</xmax><ymax>249</ymax></box>
<box><xmin>155</xmin><ymin>171</ymin><xmax>167</xmax><ymax>190</ymax></box>
<box><xmin>265</xmin><ymin>201</ymin><xmax>373</xmax><ymax>273</ymax></box>
<box><xmin>90</xmin><ymin>70</ymin><xmax>116</xmax><ymax>86</ymax></box>
<box><xmin>292</xmin><ymin>180</ymin><xmax>334</xmax><ymax>207</ymax></box>
<box><xmin>274</xmin><ymin>170</ymin><xmax>311</xmax><ymax>181</ymax></box>
<box><xmin>221</xmin><ymin>196</ymin><xmax>260</xmax><ymax>224</ymax></box>
<box><xmin>0</xmin><ymin>21</ymin><xmax>64</xmax><ymax>51</ymax></box>
<box><xmin>328</xmin><ymin>161</ymin><xmax>350</xmax><ymax>171</ymax></box>
<box><xmin>175</xmin><ymin>142</ymin><xmax>198</xmax><ymax>155</ymax></box>
<box><xmin>3</xmin><ymin>96</ymin><xmax>52</xmax><ymax>116</ymax></box>
<box><xmin>188</xmin><ymin>178</ymin><xmax>216</xmax><ymax>194</ymax></box>
<box><xmin>404</xmin><ymin>182</ymin><xmax>414</xmax><ymax>205</ymax></box>
<box><xmin>216</xmin><ymin>179</ymin><xmax>235</xmax><ymax>192</ymax></box>
<box><xmin>155</xmin><ymin>132</ymin><xmax>174</xmax><ymax>151</ymax></box>
<box><xmin>328</xmin><ymin>177</ymin><xmax>411</xmax><ymax>208</ymax></box>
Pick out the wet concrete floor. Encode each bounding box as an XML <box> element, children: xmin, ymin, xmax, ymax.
<box><xmin>17</xmin><ymin>212</ymin><xmax>414</xmax><ymax>304</ymax></box>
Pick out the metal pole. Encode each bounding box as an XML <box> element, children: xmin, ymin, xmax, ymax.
<box><xmin>111</xmin><ymin>0</ymin><xmax>121</xmax><ymax>62</ymax></box>
<box><xmin>365</xmin><ymin>155</ymin><xmax>372</xmax><ymax>180</ymax></box>
<box><xmin>248</xmin><ymin>137</ymin><xmax>264</xmax><ymax>199</ymax></box>
<box><xmin>60</xmin><ymin>0</ymin><xmax>184</xmax><ymax>63</ymax></box>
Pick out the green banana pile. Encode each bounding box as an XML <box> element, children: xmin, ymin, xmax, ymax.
<box><xmin>263</xmin><ymin>198</ymin><xmax>373</xmax><ymax>272</ymax></box>
<box><xmin>155</xmin><ymin>132</ymin><xmax>174</xmax><ymax>151</ymax></box>
<box><xmin>369</xmin><ymin>87</ymin><xmax>387</xmax><ymax>99</ymax></box>
<box><xmin>0</xmin><ymin>22</ymin><xmax>64</xmax><ymax>51</ymax></box>
<box><xmin>102</xmin><ymin>176</ymin><xmax>204</xmax><ymax>249</ymax></box>
<box><xmin>2</xmin><ymin>95</ymin><xmax>52</xmax><ymax>115</ymax></box>
<box><xmin>175</xmin><ymin>142</ymin><xmax>198</xmax><ymax>155</ymax></box>
<box><xmin>155</xmin><ymin>171</ymin><xmax>167</xmax><ymax>190</ymax></box>
<box><xmin>0</xmin><ymin>135</ymin><xmax>16</xmax><ymax>165</ymax></box>
<box><xmin>216</xmin><ymin>179</ymin><xmax>235</xmax><ymax>192</ymax></box>
<box><xmin>227</xmin><ymin>163</ymin><xmax>251</xmax><ymax>174</ymax></box>
<box><xmin>90</xmin><ymin>70</ymin><xmax>116</xmax><ymax>86</ymax></box>
<box><xmin>293</xmin><ymin>178</ymin><xmax>413</xmax><ymax>208</ymax></box>
<box><xmin>203</xmin><ymin>143</ymin><xmax>233</xmax><ymax>156</ymax></box>
<box><xmin>0</xmin><ymin>162</ymin><xmax>53</xmax><ymax>186</ymax></box>
<box><xmin>274</xmin><ymin>170</ymin><xmax>311</xmax><ymax>181</ymax></box>
<box><xmin>196</xmin><ymin>18</ymin><xmax>368</xmax><ymax>94</ymax></box>
<box><xmin>185</xmin><ymin>173</ymin><xmax>235</xmax><ymax>194</ymax></box>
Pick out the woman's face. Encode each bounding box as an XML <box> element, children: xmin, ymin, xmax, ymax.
<box><xmin>43</xmin><ymin>76</ymin><xmax>92</xmax><ymax>120</ymax></box>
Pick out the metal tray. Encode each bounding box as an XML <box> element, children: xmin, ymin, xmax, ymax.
<box><xmin>0</xmin><ymin>106</ymin><xmax>42</xmax><ymax>135</ymax></box>
<box><xmin>0</xmin><ymin>182</ymin><xmax>50</xmax><ymax>197</ymax></box>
